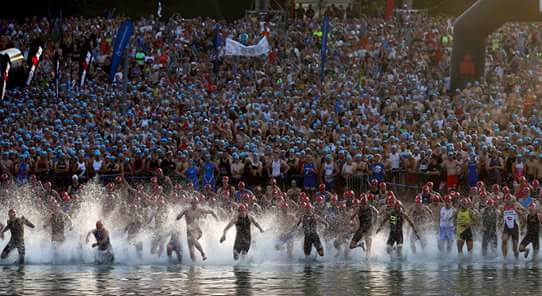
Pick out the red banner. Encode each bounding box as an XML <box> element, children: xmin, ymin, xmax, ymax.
<box><xmin>384</xmin><ymin>0</ymin><xmax>395</xmax><ymax>21</ymax></box>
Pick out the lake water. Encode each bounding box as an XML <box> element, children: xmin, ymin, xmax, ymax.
<box><xmin>1</xmin><ymin>189</ymin><xmax>541</xmax><ymax>295</ymax></box>
<box><xmin>1</xmin><ymin>260</ymin><xmax>541</xmax><ymax>295</ymax></box>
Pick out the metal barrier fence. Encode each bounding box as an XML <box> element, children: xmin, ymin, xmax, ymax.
<box><xmin>28</xmin><ymin>171</ymin><xmax>448</xmax><ymax>199</ymax></box>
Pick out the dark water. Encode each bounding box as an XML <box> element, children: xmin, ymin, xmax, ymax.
<box><xmin>0</xmin><ymin>261</ymin><xmax>541</xmax><ymax>295</ymax></box>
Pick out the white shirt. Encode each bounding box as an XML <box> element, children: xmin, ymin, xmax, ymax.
<box><xmin>440</xmin><ymin>207</ymin><xmax>455</xmax><ymax>228</ymax></box>
<box><xmin>271</xmin><ymin>159</ymin><xmax>281</xmax><ymax>177</ymax></box>
<box><xmin>92</xmin><ymin>159</ymin><xmax>102</xmax><ymax>172</ymax></box>
<box><xmin>390</xmin><ymin>153</ymin><xmax>400</xmax><ymax>169</ymax></box>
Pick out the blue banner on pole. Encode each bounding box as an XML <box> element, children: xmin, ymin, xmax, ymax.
<box><xmin>109</xmin><ymin>20</ymin><xmax>134</xmax><ymax>82</ymax></box>
<box><xmin>320</xmin><ymin>16</ymin><xmax>329</xmax><ymax>82</ymax></box>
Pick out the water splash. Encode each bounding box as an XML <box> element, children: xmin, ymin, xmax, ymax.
<box><xmin>0</xmin><ymin>183</ymin><xmax>534</xmax><ymax>266</ymax></box>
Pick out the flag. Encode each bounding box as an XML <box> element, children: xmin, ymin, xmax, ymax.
<box><xmin>109</xmin><ymin>20</ymin><xmax>134</xmax><ymax>82</ymax></box>
<box><xmin>320</xmin><ymin>16</ymin><xmax>329</xmax><ymax>82</ymax></box>
<box><xmin>0</xmin><ymin>54</ymin><xmax>9</xmax><ymax>100</ymax></box>
<box><xmin>384</xmin><ymin>0</ymin><xmax>395</xmax><ymax>21</ymax></box>
<box><xmin>54</xmin><ymin>51</ymin><xmax>61</xmax><ymax>97</ymax></box>
<box><xmin>80</xmin><ymin>40</ymin><xmax>93</xmax><ymax>87</ymax></box>
<box><xmin>26</xmin><ymin>46</ymin><xmax>43</xmax><ymax>86</ymax></box>
<box><xmin>80</xmin><ymin>51</ymin><xmax>92</xmax><ymax>87</ymax></box>
<box><xmin>157</xmin><ymin>1</ymin><xmax>162</xmax><ymax>18</ymax></box>
<box><xmin>212</xmin><ymin>25</ymin><xmax>222</xmax><ymax>75</ymax></box>
<box><xmin>224</xmin><ymin>37</ymin><xmax>270</xmax><ymax>57</ymax></box>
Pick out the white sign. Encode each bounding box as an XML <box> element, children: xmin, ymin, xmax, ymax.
<box><xmin>225</xmin><ymin>37</ymin><xmax>270</xmax><ymax>57</ymax></box>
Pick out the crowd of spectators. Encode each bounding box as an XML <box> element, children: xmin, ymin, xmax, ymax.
<box><xmin>1</xmin><ymin>10</ymin><xmax>542</xmax><ymax>199</ymax></box>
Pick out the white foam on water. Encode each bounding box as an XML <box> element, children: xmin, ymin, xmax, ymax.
<box><xmin>0</xmin><ymin>183</ymin><xmax>537</xmax><ymax>267</ymax></box>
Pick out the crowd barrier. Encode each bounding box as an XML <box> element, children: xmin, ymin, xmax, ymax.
<box><xmin>19</xmin><ymin>170</ymin><xmax>497</xmax><ymax>200</ymax></box>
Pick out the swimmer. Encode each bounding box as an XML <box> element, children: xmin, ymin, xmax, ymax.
<box><xmin>176</xmin><ymin>197</ymin><xmax>218</xmax><ymax>261</ymax></box>
<box><xmin>1</xmin><ymin>209</ymin><xmax>35</xmax><ymax>264</ymax></box>
<box><xmin>86</xmin><ymin>220</ymin><xmax>114</xmax><ymax>264</ymax></box>
<box><xmin>220</xmin><ymin>203</ymin><xmax>264</xmax><ymax>260</ymax></box>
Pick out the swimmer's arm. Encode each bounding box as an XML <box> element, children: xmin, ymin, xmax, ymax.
<box><xmin>85</xmin><ymin>230</ymin><xmax>94</xmax><ymax>243</ymax></box>
<box><xmin>371</xmin><ymin>206</ymin><xmax>379</xmax><ymax>217</ymax></box>
<box><xmin>470</xmin><ymin>209</ymin><xmax>480</xmax><ymax>222</ymax></box>
<box><xmin>127</xmin><ymin>186</ymin><xmax>139</xmax><ymax>195</ymax></box>
<box><xmin>176</xmin><ymin>210</ymin><xmax>186</xmax><ymax>221</ymax></box>
<box><xmin>425</xmin><ymin>206</ymin><xmax>433</xmax><ymax>218</ymax></box>
<box><xmin>316</xmin><ymin>215</ymin><xmax>329</xmax><ymax>228</ymax></box>
<box><xmin>65</xmin><ymin>214</ymin><xmax>74</xmax><ymax>231</ymax></box>
<box><xmin>22</xmin><ymin>217</ymin><xmax>35</xmax><ymax>228</ymax></box>
<box><xmin>2</xmin><ymin>222</ymin><xmax>9</xmax><ymax>233</ymax></box>
<box><xmin>375</xmin><ymin>214</ymin><xmax>388</xmax><ymax>233</ymax></box>
<box><xmin>350</xmin><ymin>211</ymin><xmax>358</xmax><ymax>222</ymax></box>
<box><xmin>220</xmin><ymin>217</ymin><xmax>236</xmax><ymax>242</ymax></box>
<box><xmin>43</xmin><ymin>216</ymin><xmax>51</xmax><ymax>229</ymax></box>
<box><xmin>295</xmin><ymin>217</ymin><xmax>302</xmax><ymax>229</ymax></box>
<box><xmin>250</xmin><ymin>216</ymin><xmax>264</xmax><ymax>232</ymax></box>
<box><xmin>202</xmin><ymin>209</ymin><xmax>218</xmax><ymax>220</ymax></box>
<box><xmin>404</xmin><ymin>213</ymin><xmax>418</xmax><ymax>235</ymax></box>
<box><xmin>453</xmin><ymin>210</ymin><xmax>458</xmax><ymax>225</ymax></box>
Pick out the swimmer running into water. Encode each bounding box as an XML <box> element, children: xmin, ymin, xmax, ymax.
<box><xmin>176</xmin><ymin>197</ymin><xmax>218</xmax><ymax>261</ymax></box>
<box><xmin>220</xmin><ymin>203</ymin><xmax>264</xmax><ymax>260</ymax></box>
<box><xmin>86</xmin><ymin>220</ymin><xmax>114</xmax><ymax>264</ymax></box>
<box><xmin>1</xmin><ymin>209</ymin><xmax>35</xmax><ymax>264</ymax></box>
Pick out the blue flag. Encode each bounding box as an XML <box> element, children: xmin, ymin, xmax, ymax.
<box><xmin>212</xmin><ymin>25</ymin><xmax>223</xmax><ymax>75</ymax></box>
<box><xmin>109</xmin><ymin>20</ymin><xmax>134</xmax><ymax>82</ymax></box>
<box><xmin>320</xmin><ymin>16</ymin><xmax>329</xmax><ymax>82</ymax></box>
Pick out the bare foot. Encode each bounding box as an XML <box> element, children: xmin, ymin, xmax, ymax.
<box><xmin>202</xmin><ymin>254</ymin><xmax>207</xmax><ymax>261</ymax></box>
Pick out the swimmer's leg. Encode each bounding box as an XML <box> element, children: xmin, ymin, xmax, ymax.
<box><xmin>1</xmin><ymin>242</ymin><xmax>14</xmax><ymax>260</ymax></box>
<box><xmin>502</xmin><ymin>233</ymin><xmax>509</xmax><ymax>258</ymax></box>
<box><xmin>190</xmin><ymin>230</ymin><xmax>206</xmax><ymax>260</ymax></box>
<box><xmin>135</xmin><ymin>242</ymin><xmax>143</xmax><ymax>259</ymax></box>
<box><xmin>17</xmin><ymin>243</ymin><xmax>25</xmax><ymax>264</ymax></box>
<box><xmin>188</xmin><ymin>241</ymin><xmax>197</xmax><ymax>262</ymax></box>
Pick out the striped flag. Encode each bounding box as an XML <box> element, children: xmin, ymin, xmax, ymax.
<box><xmin>80</xmin><ymin>50</ymin><xmax>92</xmax><ymax>88</ymax></box>
<box><xmin>1</xmin><ymin>55</ymin><xmax>9</xmax><ymax>100</ymax></box>
<box><xmin>26</xmin><ymin>46</ymin><xmax>43</xmax><ymax>86</ymax></box>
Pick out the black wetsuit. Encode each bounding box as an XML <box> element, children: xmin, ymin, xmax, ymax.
<box><xmin>1</xmin><ymin>217</ymin><xmax>34</xmax><ymax>263</ymax></box>
<box><xmin>302</xmin><ymin>214</ymin><xmax>323</xmax><ymax>255</ymax></box>
<box><xmin>234</xmin><ymin>216</ymin><xmax>252</xmax><ymax>256</ymax></box>
<box><xmin>387</xmin><ymin>210</ymin><xmax>404</xmax><ymax>247</ymax></box>
<box><xmin>521</xmin><ymin>213</ymin><xmax>540</xmax><ymax>251</ymax></box>
<box><xmin>50</xmin><ymin>212</ymin><xmax>69</xmax><ymax>242</ymax></box>
<box><xmin>93</xmin><ymin>228</ymin><xmax>114</xmax><ymax>263</ymax></box>
<box><xmin>93</xmin><ymin>229</ymin><xmax>112</xmax><ymax>251</ymax></box>
<box><xmin>352</xmin><ymin>206</ymin><xmax>375</xmax><ymax>244</ymax></box>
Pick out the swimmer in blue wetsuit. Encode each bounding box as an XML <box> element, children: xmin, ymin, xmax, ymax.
<box><xmin>185</xmin><ymin>159</ymin><xmax>200</xmax><ymax>191</ymax></box>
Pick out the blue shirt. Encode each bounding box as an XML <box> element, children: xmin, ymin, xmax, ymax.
<box><xmin>370</xmin><ymin>162</ymin><xmax>385</xmax><ymax>182</ymax></box>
